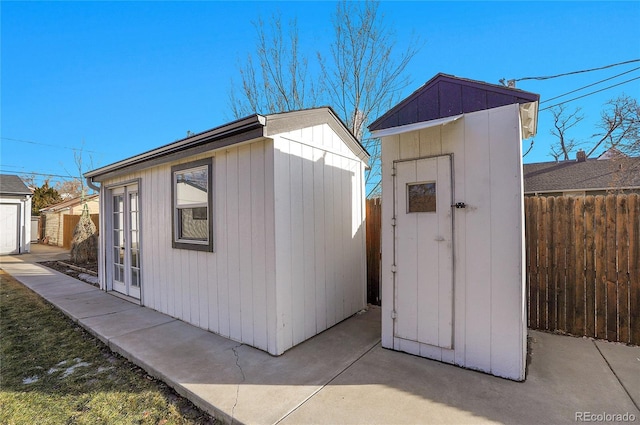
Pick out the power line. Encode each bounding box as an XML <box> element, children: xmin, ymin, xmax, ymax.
<box><xmin>515</xmin><ymin>59</ymin><xmax>640</xmax><ymax>82</ymax></box>
<box><xmin>539</xmin><ymin>75</ymin><xmax>640</xmax><ymax>111</ymax></box>
<box><xmin>1</xmin><ymin>137</ymin><xmax>103</xmax><ymax>154</ymax></box>
<box><xmin>541</xmin><ymin>66</ymin><xmax>640</xmax><ymax>104</ymax></box>
<box><xmin>0</xmin><ymin>169</ymin><xmax>75</xmax><ymax>179</ymax></box>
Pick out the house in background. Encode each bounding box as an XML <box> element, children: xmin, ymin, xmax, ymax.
<box><xmin>85</xmin><ymin>107</ymin><xmax>369</xmax><ymax>356</ymax></box>
<box><xmin>0</xmin><ymin>174</ymin><xmax>33</xmax><ymax>255</ymax></box>
<box><xmin>370</xmin><ymin>73</ymin><xmax>539</xmax><ymax>381</ymax></box>
<box><xmin>523</xmin><ymin>149</ymin><xmax>640</xmax><ymax>196</ymax></box>
<box><xmin>40</xmin><ymin>194</ymin><xmax>99</xmax><ymax>248</ymax></box>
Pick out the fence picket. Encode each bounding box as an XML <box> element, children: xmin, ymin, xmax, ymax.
<box><xmin>573</xmin><ymin>198</ymin><xmax>585</xmax><ymax>336</ymax></box>
<box><xmin>605</xmin><ymin>195</ymin><xmax>618</xmax><ymax>340</ymax></box>
<box><xmin>594</xmin><ymin>196</ymin><xmax>607</xmax><ymax>340</ymax></box>
<box><xmin>584</xmin><ymin>196</ymin><xmax>596</xmax><ymax>337</ymax></box>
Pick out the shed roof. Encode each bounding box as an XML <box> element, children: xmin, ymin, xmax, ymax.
<box><xmin>523</xmin><ymin>157</ymin><xmax>640</xmax><ymax>193</ymax></box>
<box><xmin>0</xmin><ymin>174</ymin><xmax>32</xmax><ymax>196</ymax></box>
<box><xmin>86</xmin><ymin>107</ymin><xmax>369</xmax><ymax>182</ymax></box>
<box><xmin>369</xmin><ymin>73</ymin><xmax>540</xmax><ymax>131</ymax></box>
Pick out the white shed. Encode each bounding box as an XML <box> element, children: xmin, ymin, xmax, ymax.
<box><xmin>0</xmin><ymin>174</ymin><xmax>32</xmax><ymax>255</ymax></box>
<box><xmin>369</xmin><ymin>74</ymin><xmax>539</xmax><ymax>381</ymax></box>
<box><xmin>85</xmin><ymin>107</ymin><xmax>369</xmax><ymax>356</ymax></box>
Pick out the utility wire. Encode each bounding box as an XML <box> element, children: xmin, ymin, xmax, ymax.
<box><xmin>1</xmin><ymin>137</ymin><xmax>103</xmax><ymax>154</ymax></box>
<box><xmin>515</xmin><ymin>59</ymin><xmax>640</xmax><ymax>82</ymax></box>
<box><xmin>541</xmin><ymin>66</ymin><xmax>640</xmax><ymax>104</ymax></box>
<box><xmin>0</xmin><ymin>169</ymin><xmax>75</xmax><ymax>179</ymax></box>
<box><xmin>540</xmin><ymin>75</ymin><xmax>640</xmax><ymax>111</ymax></box>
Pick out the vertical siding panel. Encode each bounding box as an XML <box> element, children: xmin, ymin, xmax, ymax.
<box><xmin>227</xmin><ymin>148</ymin><xmax>242</xmax><ymax>342</ymax></box>
<box><xmin>381</xmin><ymin>135</ymin><xmax>399</xmax><ymax>349</ymax></box>
<box><xmin>238</xmin><ymin>144</ymin><xmax>254</xmax><ymax>345</ymax></box>
<box><xmin>302</xmin><ymin>144</ymin><xmax>317</xmax><ymax>339</ymax></box>
<box><xmin>158</xmin><ymin>167</ymin><xmax>170</xmax><ymax>314</ymax></box>
<box><xmin>324</xmin><ymin>152</ymin><xmax>336</xmax><ymax>327</ymax></box>
<box><xmin>462</xmin><ymin>111</ymin><xmax>492</xmax><ymax>372</ymax></box>
<box><xmin>216</xmin><ymin>151</ymin><xmax>230</xmax><ymax>337</ymax></box>
<box><xmin>274</xmin><ymin>138</ymin><xmax>293</xmax><ymax>353</ymax></box>
<box><xmin>207</xmin><ymin>224</ymin><xmax>219</xmax><ymax>333</ymax></box>
<box><xmin>289</xmin><ymin>141</ymin><xmax>305</xmax><ymax>345</ymax></box>
<box><xmin>487</xmin><ymin>106</ymin><xmax>524</xmax><ymax>379</ymax></box>
<box><xmin>251</xmin><ymin>142</ymin><xmax>268</xmax><ymax>350</ymax></box>
<box><xmin>313</xmin><ymin>147</ymin><xmax>327</xmax><ymax>332</ymax></box>
<box><xmin>333</xmin><ymin>151</ymin><xmax>345</xmax><ymax>324</ymax></box>
<box><xmin>264</xmin><ymin>140</ymin><xmax>277</xmax><ymax>354</ymax></box>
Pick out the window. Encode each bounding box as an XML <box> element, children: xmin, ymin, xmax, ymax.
<box><xmin>407</xmin><ymin>182</ymin><xmax>436</xmax><ymax>213</ymax></box>
<box><xmin>172</xmin><ymin>158</ymin><xmax>213</xmax><ymax>251</ymax></box>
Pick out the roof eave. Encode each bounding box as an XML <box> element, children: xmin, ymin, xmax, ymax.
<box><xmin>85</xmin><ymin>114</ymin><xmax>267</xmax><ymax>181</ymax></box>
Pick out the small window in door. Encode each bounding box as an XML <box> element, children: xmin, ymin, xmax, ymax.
<box><xmin>407</xmin><ymin>182</ymin><xmax>436</xmax><ymax>213</ymax></box>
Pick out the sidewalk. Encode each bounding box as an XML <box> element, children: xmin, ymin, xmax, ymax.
<box><xmin>2</xmin><ymin>245</ymin><xmax>639</xmax><ymax>424</ymax></box>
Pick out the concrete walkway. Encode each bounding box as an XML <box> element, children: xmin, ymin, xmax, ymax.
<box><xmin>2</xmin><ymin>245</ymin><xmax>639</xmax><ymax>424</ymax></box>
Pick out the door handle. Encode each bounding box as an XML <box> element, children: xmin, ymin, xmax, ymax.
<box><xmin>451</xmin><ymin>202</ymin><xmax>466</xmax><ymax>209</ymax></box>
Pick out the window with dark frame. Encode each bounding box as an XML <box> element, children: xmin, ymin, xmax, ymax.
<box><xmin>171</xmin><ymin>158</ymin><xmax>213</xmax><ymax>252</ymax></box>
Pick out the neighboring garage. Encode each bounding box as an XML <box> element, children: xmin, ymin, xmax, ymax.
<box><xmin>0</xmin><ymin>174</ymin><xmax>33</xmax><ymax>255</ymax></box>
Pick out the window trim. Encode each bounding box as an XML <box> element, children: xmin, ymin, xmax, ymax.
<box><xmin>171</xmin><ymin>158</ymin><xmax>214</xmax><ymax>252</ymax></box>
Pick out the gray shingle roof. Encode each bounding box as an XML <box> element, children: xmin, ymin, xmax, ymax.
<box><xmin>523</xmin><ymin>157</ymin><xmax>640</xmax><ymax>193</ymax></box>
<box><xmin>0</xmin><ymin>174</ymin><xmax>32</xmax><ymax>196</ymax></box>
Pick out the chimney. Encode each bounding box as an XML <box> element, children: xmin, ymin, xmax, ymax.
<box><xmin>576</xmin><ymin>149</ymin><xmax>586</xmax><ymax>162</ymax></box>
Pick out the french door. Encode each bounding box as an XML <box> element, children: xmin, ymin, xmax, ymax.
<box><xmin>110</xmin><ymin>184</ymin><xmax>141</xmax><ymax>299</ymax></box>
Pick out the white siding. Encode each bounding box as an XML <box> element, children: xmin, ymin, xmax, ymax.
<box><xmin>272</xmin><ymin>131</ymin><xmax>366</xmax><ymax>355</ymax></box>
<box><xmin>97</xmin><ymin>120</ymin><xmax>367</xmax><ymax>356</ymax></box>
<box><xmin>381</xmin><ymin>103</ymin><xmax>526</xmax><ymax>380</ymax></box>
<box><xmin>99</xmin><ymin>140</ymin><xmax>277</xmax><ymax>353</ymax></box>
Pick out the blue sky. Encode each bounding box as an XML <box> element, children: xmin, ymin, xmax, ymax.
<box><xmin>2</xmin><ymin>1</ymin><xmax>639</xmax><ymax>189</ymax></box>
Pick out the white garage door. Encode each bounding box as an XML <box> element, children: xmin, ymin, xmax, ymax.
<box><xmin>0</xmin><ymin>204</ymin><xmax>20</xmax><ymax>255</ymax></box>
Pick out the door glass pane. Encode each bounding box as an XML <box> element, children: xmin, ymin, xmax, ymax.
<box><xmin>407</xmin><ymin>182</ymin><xmax>436</xmax><ymax>213</ymax></box>
<box><xmin>131</xmin><ymin>269</ymin><xmax>139</xmax><ymax>287</ymax></box>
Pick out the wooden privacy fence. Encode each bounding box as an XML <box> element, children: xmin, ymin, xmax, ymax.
<box><xmin>63</xmin><ymin>214</ymin><xmax>100</xmax><ymax>249</ymax></box>
<box><xmin>526</xmin><ymin>194</ymin><xmax>640</xmax><ymax>345</ymax></box>
<box><xmin>366</xmin><ymin>198</ymin><xmax>382</xmax><ymax>305</ymax></box>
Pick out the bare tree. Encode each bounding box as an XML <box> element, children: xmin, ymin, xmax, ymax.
<box><xmin>586</xmin><ymin>94</ymin><xmax>639</xmax><ymax>157</ymax></box>
<box><xmin>229</xmin><ymin>13</ymin><xmax>319</xmax><ymax>119</ymax></box>
<box><xmin>548</xmin><ymin>105</ymin><xmax>584</xmax><ymax>161</ymax></box>
<box><xmin>319</xmin><ymin>1</ymin><xmax>421</xmax><ymax>196</ymax></box>
<box><xmin>228</xmin><ymin>1</ymin><xmax>421</xmax><ymax>197</ymax></box>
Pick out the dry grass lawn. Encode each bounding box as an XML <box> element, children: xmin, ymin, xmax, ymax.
<box><xmin>0</xmin><ymin>269</ymin><xmax>220</xmax><ymax>425</ymax></box>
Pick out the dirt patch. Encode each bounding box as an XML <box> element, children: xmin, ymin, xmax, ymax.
<box><xmin>39</xmin><ymin>261</ymin><xmax>99</xmax><ymax>287</ymax></box>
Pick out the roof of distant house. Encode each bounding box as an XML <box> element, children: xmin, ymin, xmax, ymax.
<box><xmin>0</xmin><ymin>174</ymin><xmax>32</xmax><ymax>196</ymax></box>
<box><xmin>523</xmin><ymin>155</ymin><xmax>640</xmax><ymax>194</ymax></box>
<box><xmin>40</xmin><ymin>194</ymin><xmax>99</xmax><ymax>213</ymax></box>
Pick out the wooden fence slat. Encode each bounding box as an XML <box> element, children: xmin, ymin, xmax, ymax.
<box><xmin>548</xmin><ymin>197</ymin><xmax>557</xmax><ymax>331</ymax></box>
<box><xmin>566</xmin><ymin>197</ymin><xmax>576</xmax><ymax>335</ymax></box>
<box><xmin>556</xmin><ymin>196</ymin><xmax>567</xmax><ymax>332</ymax></box>
<box><xmin>616</xmin><ymin>195</ymin><xmax>630</xmax><ymax>343</ymax></box>
<box><xmin>538</xmin><ymin>196</ymin><xmax>548</xmax><ymax>330</ymax></box>
<box><xmin>574</xmin><ymin>197</ymin><xmax>585</xmax><ymax>336</ymax></box>
<box><xmin>527</xmin><ymin>198</ymin><xmax>539</xmax><ymax>328</ymax></box>
<box><xmin>366</xmin><ymin>198</ymin><xmax>382</xmax><ymax>305</ymax></box>
<box><xmin>605</xmin><ymin>195</ymin><xmax>618</xmax><ymax>341</ymax></box>
<box><xmin>629</xmin><ymin>195</ymin><xmax>640</xmax><ymax>345</ymax></box>
<box><xmin>584</xmin><ymin>196</ymin><xmax>596</xmax><ymax>338</ymax></box>
<box><xmin>594</xmin><ymin>196</ymin><xmax>607</xmax><ymax>340</ymax></box>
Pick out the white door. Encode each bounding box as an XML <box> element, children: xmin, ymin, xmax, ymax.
<box><xmin>393</xmin><ymin>155</ymin><xmax>453</xmax><ymax>349</ymax></box>
<box><xmin>0</xmin><ymin>204</ymin><xmax>20</xmax><ymax>255</ymax></box>
<box><xmin>110</xmin><ymin>185</ymin><xmax>141</xmax><ymax>299</ymax></box>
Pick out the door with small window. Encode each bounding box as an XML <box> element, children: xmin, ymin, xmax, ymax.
<box><xmin>393</xmin><ymin>155</ymin><xmax>453</xmax><ymax>349</ymax></box>
<box><xmin>110</xmin><ymin>184</ymin><xmax>141</xmax><ymax>299</ymax></box>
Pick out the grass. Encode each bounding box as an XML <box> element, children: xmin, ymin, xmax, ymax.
<box><xmin>0</xmin><ymin>269</ymin><xmax>220</xmax><ymax>425</ymax></box>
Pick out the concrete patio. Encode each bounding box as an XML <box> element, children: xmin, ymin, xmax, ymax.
<box><xmin>1</xmin><ymin>244</ymin><xmax>638</xmax><ymax>424</ymax></box>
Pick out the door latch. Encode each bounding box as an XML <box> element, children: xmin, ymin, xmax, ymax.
<box><xmin>451</xmin><ymin>202</ymin><xmax>467</xmax><ymax>209</ymax></box>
